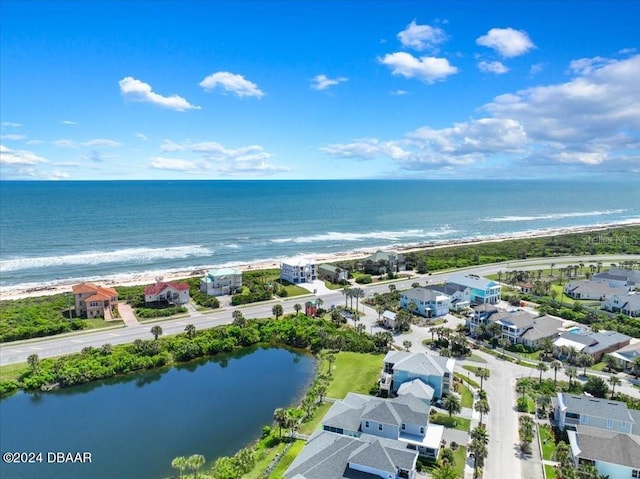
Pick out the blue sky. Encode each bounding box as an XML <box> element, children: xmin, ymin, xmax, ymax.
<box><xmin>1</xmin><ymin>1</ymin><xmax>639</xmax><ymax>180</ymax></box>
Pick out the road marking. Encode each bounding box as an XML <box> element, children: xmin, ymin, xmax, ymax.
<box><xmin>176</xmin><ymin>321</ymin><xmax>186</xmax><ymax>325</ymax></box>
<box><xmin>29</xmin><ymin>347</ymin><xmax>43</xmax><ymax>350</ymax></box>
<box><xmin>10</xmin><ymin>349</ymin><xmax>23</xmax><ymax>353</ymax></box>
<box><xmin>70</xmin><ymin>339</ymin><xmax>84</xmax><ymax>343</ymax></box>
<box><xmin>109</xmin><ymin>333</ymin><xmax>120</xmax><ymax>337</ymax></box>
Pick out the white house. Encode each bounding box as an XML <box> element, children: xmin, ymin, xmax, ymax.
<box><xmin>200</xmin><ymin>268</ymin><xmax>243</xmax><ymax>296</ymax></box>
<box><xmin>399</xmin><ymin>287</ymin><xmax>450</xmax><ymax>317</ymax></box>
<box><xmin>593</xmin><ymin>267</ymin><xmax>640</xmax><ymax>289</ymax></box>
<box><xmin>280</xmin><ymin>259</ymin><xmax>317</xmax><ymax>284</ymax></box>
<box><xmin>381</xmin><ymin>351</ymin><xmax>454</xmax><ymax>399</ymax></box>
<box><xmin>602</xmin><ymin>293</ymin><xmax>640</xmax><ymax>317</ymax></box>
<box><xmin>446</xmin><ymin>274</ymin><xmax>501</xmax><ymax>304</ymax></box>
<box><xmin>144</xmin><ymin>281</ymin><xmax>190</xmax><ymax>305</ymax></box>
<box><xmin>564</xmin><ymin>280</ymin><xmax>628</xmax><ymax>301</ymax></box>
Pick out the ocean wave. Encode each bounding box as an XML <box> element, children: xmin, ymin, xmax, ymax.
<box><xmin>485</xmin><ymin>209</ymin><xmax>628</xmax><ymax>223</ymax></box>
<box><xmin>0</xmin><ymin>245</ymin><xmax>213</xmax><ymax>272</ymax></box>
<box><xmin>270</xmin><ymin>228</ymin><xmax>457</xmax><ymax>244</ymax></box>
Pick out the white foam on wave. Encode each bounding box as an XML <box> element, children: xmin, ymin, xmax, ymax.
<box><xmin>485</xmin><ymin>209</ymin><xmax>628</xmax><ymax>223</ymax></box>
<box><xmin>271</xmin><ymin>228</ymin><xmax>457</xmax><ymax>244</ymax></box>
<box><xmin>1</xmin><ymin>245</ymin><xmax>213</xmax><ymax>272</ymax></box>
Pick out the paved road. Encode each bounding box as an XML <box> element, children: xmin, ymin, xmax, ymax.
<box><xmin>2</xmin><ymin>254</ymin><xmax>638</xmax><ymax>366</ymax></box>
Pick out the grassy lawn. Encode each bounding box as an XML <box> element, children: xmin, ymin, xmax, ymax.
<box><xmin>0</xmin><ymin>361</ymin><xmax>28</xmax><ymax>382</ymax></box>
<box><xmin>326</xmin><ymin>352</ymin><xmax>382</xmax><ymax>399</ymax></box>
<box><xmin>538</xmin><ymin>424</ymin><xmax>557</xmax><ymax>461</ymax></box>
<box><xmin>298</xmin><ymin>402</ymin><xmax>332</xmax><ymax>435</ymax></box>
<box><xmin>281</xmin><ymin>284</ymin><xmax>311</xmax><ymax>297</ymax></box>
<box><xmin>420</xmin><ymin>446</ymin><xmax>467</xmax><ymax>478</ymax></box>
<box><xmin>268</xmin><ymin>439</ymin><xmax>306</xmax><ymax>479</ymax></box>
<box><xmin>323</xmin><ymin>281</ymin><xmax>344</xmax><ymax>290</ymax></box>
<box><xmin>545</xmin><ymin>464</ymin><xmax>558</xmax><ymax>478</ymax></box>
<box><xmin>455</xmin><ymin>372</ymin><xmax>480</xmax><ymax>389</ymax></box>
<box><xmin>241</xmin><ymin>440</ymin><xmax>288</xmax><ymax>479</ymax></box>
<box><xmin>458</xmin><ymin>383</ymin><xmax>474</xmax><ymax>408</ymax></box>
<box><xmin>590</xmin><ymin>361</ymin><xmax>607</xmax><ymax>371</ymax></box>
<box><xmin>549</xmin><ymin>283</ymin><xmax>579</xmax><ymax>305</ymax></box>
<box><xmin>519</xmin><ymin>350</ymin><xmax>541</xmax><ymax>361</ymax></box>
<box><xmin>84</xmin><ymin>318</ymin><xmax>125</xmax><ymax>330</ymax></box>
<box><xmin>431</xmin><ymin>413</ymin><xmax>471</xmax><ymax>431</ymax></box>
<box><xmin>462</xmin><ymin>364</ymin><xmax>491</xmax><ymax>378</ymax></box>
<box><xmin>466</xmin><ymin>353</ymin><xmax>487</xmax><ymax>363</ymax></box>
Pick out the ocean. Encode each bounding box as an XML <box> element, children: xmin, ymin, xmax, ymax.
<box><xmin>1</xmin><ymin>179</ymin><xmax>639</xmax><ymax>292</ymax></box>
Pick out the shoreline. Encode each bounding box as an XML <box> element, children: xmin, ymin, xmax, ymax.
<box><xmin>1</xmin><ymin>221</ymin><xmax>638</xmax><ymax>302</ymax></box>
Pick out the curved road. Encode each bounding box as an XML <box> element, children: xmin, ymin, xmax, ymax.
<box><xmin>1</xmin><ymin>254</ymin><xmax>638</xmax><ymax>366</ymax></box>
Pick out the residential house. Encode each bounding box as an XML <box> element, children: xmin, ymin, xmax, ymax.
<box><xmin>567</xmin><ymin>425</ymin><xmax>640</xmax><ymax>479</ymax></box>
<box><xmin>467</xmin><ymin>304</ymin><xmax>500</xmax><ymax>334</ymax></box>
<box><xmin>200</xmin><ymin>268</ymin><xmax>242</xmax><ymax>296</ymax></box>
<box><xmin>552</xmin><ymin>392</ymin><xmax>640</xmax><ymax>434</ymax></box>
<box><xmin>305</xmin><ymin>300</ymin><xmax>319</xmax><ymax>317</ymax></box>
<box><xmin>608</xmin><ymin>342</ymin><xmax>640</xmax><ymax>372</ymax></box>
<box><xmin>602</xmin><ymin>293</ymin><xmax>640</xmax><ymax>317</ymax></box>
<box><xmin>280</xmin><ymin>259</ymin><xmax>317</xmax><ymax>284</ymax></box>
<box><xmin>144</xmin><ymin>281</ymin><xmax>190</xmax><ymax>305</ymax></box>
<box><xmin>485</xmin><ymin>309</ymin><xmax>565</xmax><ymax>348</ymax></box>
<box><xmin>399</xmin><ymin>287</ymin><xmax>450</xmax><ymax>318</ymax></box>
<box><xmin>72</xmin><ymin>282</ymin><xmax>119</xmax><ymax>319</ymax></box>
<box><xmin>380</xmin><ymin>351</ymin><xmax>454</xmax><ymax>399</ymax></box>
<box><xmin>553</xmin><ymin>330</ymin><xmax>631</xmax><ymax>362</ymax></box>
<box><xmin>317</xmin><ymin>264</ymin><xmax>349</xmax><ymax>284</ymax></box>
<box><xmin>564</xmin><ymin>280</ymin><xmax>628</xmax><ymax>300</ymax></box>
<box><xmin>446</xmin><ymin>274</ymin><xmax>501</xmax><ymax>304</ymax></box>
<box><xmin>429</xmin><ymin>284</ymin><xmax>471</xmax><ymax>311</ymax></box>
<box><xmin>397</xmin><ymin>379</ymin><xmax>435</xmax><ymax>405</ymax></box>
<box><xmin>593</xmin><ymin>267</ymin><xmax>640</xmax><ymax>289</ymax></box>
<box><xmin>360</xmin><ymin>250</ymin><xmax>406</xmax><ymax>275</ymax></box>
<box><xmin>520</xmin><ymin>282</ymin><xmax>534</xmax><ymax>294</ymax></box>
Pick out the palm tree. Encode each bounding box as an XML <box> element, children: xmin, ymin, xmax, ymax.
<box><xmin>353</xmin><ymin>287</ymin><xmax>366</xmax><ymax>312</ymax></box>
<box><xmin>474</xmin><ymin>368</ymin><xmax>490</xmax><ymax>392</ymax></box>
<box><xmin>342</xmin><ymin>286</ymin><xmax>351</xmax><ymax>308</ymax></box>
<box><xmin>407</xmin><ymin>300</ymin><xmax>418</xmax><ymax>317</ymax></box>
<box><xmin>578</xmin><ymin>353</ymin><xmax>593</xmax><ymax>376</ymax></box>
<box><xmin>469</xmin><ymin>427</ymin><xmax>489</xmax><ymax>478</ymax></box>
<box><xmin>272</xmin><ymin>304</ymin><xmax>283</xmax><ymax>320</ymax></box>
<box><xmin>27</xmin><ymin>354</ymin><xmax>40</xmax><ymax>374</ymax></box>
<box><xmin>171</xmin><ymin>456</ymin><xmax>188</xmax><ymax>479</ymax></box>
<box><xmin>551</xmin><ymin>360</ymin><xmax>563</xmax><ymax>387</ymax></box>
<box><xmin>537</xmin><ymin>362</ymin><xmax>549</xmax><ymax>385</ymax></box>
<box><xmin>432</xmin><ymin>464</ymin><xmax>458</xmax><ymax>479</ymax></box>
<box><xmin>273</xmin><ymin>407</ymin><xmax>287</xmax><ymax>438</ymax></box>
<box><xmin>186</xmin><ymin>454</ymin><xmax>205</xmax><ymax>479</ymax></box>
<box><xmin>293</xmin><ymin>303</ymin><xmax>302</xmax><ymax>316</ymax></box>
<box><xmin>184</xmin><ymin>324</ymin><xmax>196</xmax><ymax>339</ymax></box>
<box><xmin>402</xmin><ymin>340</ymin><xmax>412</xmax><ymax>352</ymax></box>
<box><xmin>604</xmin><ymin>354</ymin><xmax>618</xmax><ymax>372</ymax></box>
<box><xmin>633</xmin><ymin>356</ymin><xmax>640</xmax><ymax>378</ymax></box>
<box><xmin>443</xmin><ymin>393</ymin><xmax>461</xmax><ymax>417</ymax></box>
<box><xmin>540</xmin><ymin>337</ymin><xmax>554</xmax><ymax>359</ymax></box>
<box><xmin>536</xmin><ymin>395</ymin><xmax>551</xmax><ymax>416</ymax></box>
<box><xmin>324</xmin><ymin>352</ymin><xmax>335</xmax><ymax>377</ymax></box>
<box><xmin>609</xmin><ymin>375</ymin><xmax>621</xmax><ymax>398</ymax></box>
<box><xmin>566</xmin><ymin>366</ymin><xmax>578</xmax><ymax>388</ymax></box>
<box><xmin>474</xmin><ymin>398</ymin><xmax>490</xmax><ymax>425</ymax></box>
<box><xmin>550</xmin><ymin>262</ymin><xmax>556</xmax><ymax>277</ymax></box>
<box><xmin>150</xmin><ymin>325</ymin><xmax>163</xmax><ymax>340</ymax></box>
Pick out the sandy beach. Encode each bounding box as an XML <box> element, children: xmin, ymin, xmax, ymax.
<box><xmin>1</xmin><ymin>221</ymin><xmax>637</xmax><ymax>302</ymax></box>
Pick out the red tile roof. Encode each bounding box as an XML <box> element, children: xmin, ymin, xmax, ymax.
<box><xmin>72</xmin><ymin>282</ymin><xmax>118</xmax><ymax>297</ymax></box>
<box><xmin>144</xmin><ymin>282</ymin><xmax>190</xmax><ymax>295</ymax></box>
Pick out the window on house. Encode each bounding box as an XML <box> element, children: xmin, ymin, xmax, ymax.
<box><xmin>632</xmin><ymin>470</ymin><xmax>640</xmax><ymax>478</ymax></box>
<box><xmin>606</xmin><ymin>419</ymin><xmax>613</xmax><ymax>429</ymax></box>
<box><xmin>401</xmin><ymin>423</ymin><xmax>406</xmax><ymax>430</ymax></box>
<box><xmin>420</xmin><ymin>427</ymin><xmax>425</xmax><ymax>434</ymax></box>
<box><xmin>580</xmin><ymin>415</ymin><xmax>589</xmax><ymax>425</ymax></box>
<box><xmin>365</xmin><ymin>421</ymin><xmax>369</xmax><ymax>428</ymax></box>
<box><xmin>378</xmin><ymin>424</ymin><xmax>383</xmax><ymax>431</ymax></box>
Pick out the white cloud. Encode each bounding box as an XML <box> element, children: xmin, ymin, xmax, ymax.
<box><xmin>568</xmin><ymin>56</ymin><xmax>615</xmax><ymax>75</ymax></box>
<box><xmin>134</xmin><ymin>132</ymin><xmax>148</xmax><ymax>141</ymax></box>
<box><xmin>379</xmin><ymin>52</ymin><xmax>458</xmax><ymax>83</ymax></box>
<box><xmin>0</xmin><ymin>134</ymin><xmax>26</xmax><ymax>140</ymax></box>
<box><xmin>2</xmin><ymin>122</ymin><xmax>22</xmax><ymax>127</ymax></box>
<box><xmin>199</xmin><ymin>71</ymin><xmax>264</xmax><ymax>98</ymax></box>
<box><xmin>310</xmin><ymin>74</ymin><xmax>348</xmax><ymax>91</ymax></box>
<box><xmin>61</xmin><ymin>120</ymin><xmax>77</xmax><ymax>125</ymax></box>
<box><xmin>160</xmin><ymin>139</ymin><xmax>187</xmax><ymax>152</ymax></box>
<box><xmin>476</xmin><ymin>27</ymin><xmax>535</xmax><ymax>57</ymax></box>
<box><xmin>529</xmin><ymin>63</ymin><xmax>546</xmax><ymax>75</ymax></box>
<box><xmin>478</xmin><ymin>61</ymin><xmax>509</xmax><ymax>74</ymax></box>
<box><xmin>0</xmin><ymin>144</ymin><xmax>49</xmax><ymax>165</ymax></box>
<box><xmin>392</xmin><ymin>90</ymin><xmax>409</xmax><ymax>96</ymax></box>
<box><xmin>320</xmin><ymin>138</ymin><xmax>410</xmax><ymax>161</ymax></box>
<box><xmin>150</xmin><ymin>156</ymin><xmax>201</xmax><ymax>172</ymax></box>
<box><xmin>82</xmin><ymin>139</ymin><xmax>122</xmax><ymax>148</ymax></box>
<box><xmin>119</xmin><ymin>77</ymin><xmax>201</xmax><ymax>111</ymax></box>
<box><xmin>53</xmin><ymin>139</ymin><xmax>77</xmax><ymax>148</ymax></box>
<box><xmin>397</xmin><ymin>20</ymin><xmax>447</xmax><ymax>51</ymax></box>
<box><xmin>191</xmin><ymin>141</ymin><xmax>271</xmax><ymax>162</ymax></box>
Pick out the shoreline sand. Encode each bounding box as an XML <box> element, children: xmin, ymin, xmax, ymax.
<box><xmin>1</xmin><ymin>222</ymin><xmax>638</xmax><ymax>302</ymax></box>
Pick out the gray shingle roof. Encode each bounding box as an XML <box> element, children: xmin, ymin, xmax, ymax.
<box><xmin>383</xmin><ymin>351</ymin><xmax>450</xmax><ymax>377</ymax></box>
<box><xmin>560</xmin><ymin>393</ymin><xmax>634</xmax><ymax>423</ymax></box>
<box><xmin>397</xmin><ymin>379</ymin><xmax>435</xmax><ymax>402</ymax></box>
<box><xmin>519</xmin><ymin>315</ymin><xmax>565</xmax><ymax>341</ymax></box>
<box><xmin>401</xmin><ymin>287</ymin><xmax>449</xmax><ymax>302</ymax></box>
<box><xmin>565</xmin><ymin>279</ymin><xmax>628</xmax><ymax>297</ymax></box>
<box><xmin>571</xmin><ymin>425</ymin><xmax>640</xmax><ymax>469</ymax></box>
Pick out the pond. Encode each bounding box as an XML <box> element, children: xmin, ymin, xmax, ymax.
<box><xmin>0</xmin><ymin>346</ymin><xmax>316</xmax><ymax>479</ymax></box>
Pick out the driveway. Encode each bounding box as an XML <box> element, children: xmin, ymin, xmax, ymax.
<box><xmin>117</xmin><ymin>302</ymin><xmax>139</xmax><ymax>326</ymax></box>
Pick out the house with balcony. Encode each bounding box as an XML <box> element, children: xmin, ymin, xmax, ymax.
<box><xmin>602</xmin><ymin>293</ymin><xmax>640</xmax><ymax>317</ymax></box>
<box><xmin>564</xmin><ymin>280</ymin><xmax>628</xmax><ymax>301</ymax></box>
<box><xmin>446</xmin><ymin>274</ymin><xmax>501</xmax><ymax>305</ymax></box>
<box><xmin>593</xmin><ymin>267</ymin><xmax>640</xmax><ymax>289</ymax></box>
<box><xmin>317</xmin><ymin>264</ymin><xmax>349</xmax><ymax>284</ymax></box>
<box><xmin>399</xmin><ymin>287</ymin><xmax>450</xmax><ymax>318</ymax></box>
<box><xmin>487</xmin><ymin>309</ymin><xmax>565</xmax><ymax>348</ymax></box>
<box><xmin>280</xmin><ymin>259</ymin><xmax>317</xmax><ymax>284</ymax></box>
<box><xmin>552</xmin><ymin>393</ymin><xmax>640</xmax><ymax>434</ymax></box>
<box><xmin>200</xmin><ymin>268</ymin><xmax>243</xmax><ymax>296</ymax></box>
<box><xmin>380</xmin><ymin>351</ymin><xmax>453</xmax><ymax>399</ymax></box>
<box><xmin>144</xmin><ymin>281</ymin><xmax>190</xmax><ymax>305</ymax></box>
<box><xmin>359</xmin><ymin>250</ymin><xmax>406</xmax><ymax>275</ymax></box>
<box><xmin>567</xmin><ymin>425</ymin><xmax>640</xmax><ymax>479</ymax></box>
<box><xmin>607</xmin><ymin>342</ymin><xmax>640</xmax><ymax>372</ymax></box>
<box><xmin>72</xmin><ymin>282</ymin><xmax>119</xmax><ymax>319</ymax></box>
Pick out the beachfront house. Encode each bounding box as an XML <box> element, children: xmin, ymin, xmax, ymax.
<box><xmin>317</xmin><ymin>264</ymin><xmax>349</xmax><ymax>284</ymax></box>
<box><xmin>200</xmin><ymin>268</ymin><xmax>243</xmax><ymax>296</ymax></box>
<box><xmin>399</xmin><ymin>287</ymin><xmax>450</xmax><ymax>318</ymax></box>
<box><xmin>602</xmin><ymin>293</ymin><xmax>640</xmax><ymax>317</ymax></box>
<box><xmin>446</xmin><ymin>274</ymin><xmax>501</xmax><ymax>305</ymax></box>
<box><xmin>553</xmin><ymin>329</ymin><xmax>631</xmax><ymax>362</ymax></box>
<box><xmin>359</xmin><ymin>250</ymin><xmax>406</xmax><ymax>275</ymax></box>
<box><xmin>72</xmin><ymin>282</ymin><xmax>119</xmax><ymax>319</ymax></box>
<box><xmin>144</xmin><ymin>281</ymin><xmax>190</xmax><ymax>305</ymax></box>
<box><xmin>380</xmin><ymin>351</ymin><xmax>454</xmax><ymax>399</ymax></box>
<box><xmin>280</xmin><ymin>259</ymin><xmax>317</xmax><ymax>284</ymax></box>
<box><xmin>564</xmin><ymin>280</ymin><xmax>628</xmax><ymax>301</ymax></box>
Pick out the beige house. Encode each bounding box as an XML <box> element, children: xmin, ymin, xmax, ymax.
<box><xmin>72</xmin><ymin>282</ymin><xmax>119</xmax><ymax>319</ymax></box>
